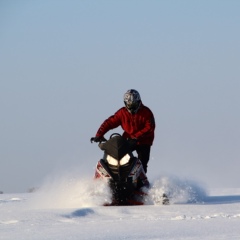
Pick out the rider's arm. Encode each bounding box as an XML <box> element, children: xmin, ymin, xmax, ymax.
<box><xmin>96</xmin><ymin>109</ymin><xmax>122</xmax><ymax>137</ymax></box>
<box><xmin>133</xmin><ymin>108</ymin><xmax>155</xmax><ymax>140</ymax></box>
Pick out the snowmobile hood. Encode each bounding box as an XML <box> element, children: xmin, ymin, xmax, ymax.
<box><xmin>98</xmin><ymin>136</ymin><xmax>130</xmax><ymax>160</ymax></box>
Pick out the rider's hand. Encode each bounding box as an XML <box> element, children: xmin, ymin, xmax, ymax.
<box><xmin>128</xmin><ymin>138</ymin><xmax>138</xmax><ymax>148</ymax></box>
<box><xmin>90</xmin><ymin>136</ymin><xmax>104</xmax><ymax>143</ymax></box>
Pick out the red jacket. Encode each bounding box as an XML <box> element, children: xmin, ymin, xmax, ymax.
<box><xmin>96</xmin><ymin>103</ymin><xmax>155</xmax><ymax>145</ymax></box>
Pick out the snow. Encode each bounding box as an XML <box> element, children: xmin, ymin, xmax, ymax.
<box><xmin>1</xmin><ymin>175</ymin><xmax>240</xmax><ymax>240</ymax></box>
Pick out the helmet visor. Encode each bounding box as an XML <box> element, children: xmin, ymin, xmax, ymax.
<box><xmin>124</xmin><ymin>101</ymin><xmax>140</xmax><ymax>111</ymax></box>
<box><xmin>125</xmin><ymin>101</ymin><xmax>139</xmax><ymax>110</ymax></box>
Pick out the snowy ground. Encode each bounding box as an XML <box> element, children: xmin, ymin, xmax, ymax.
<box><xmin>1</xmin><ymin>176</ymin><xmax>240</xmax><ymax>240</ymax></box>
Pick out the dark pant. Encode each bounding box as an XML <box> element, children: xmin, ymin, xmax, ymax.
<box><xmin>134</xmin><ymin>145</ymin><xmax>151</xmax><ymax>173</ymax></box>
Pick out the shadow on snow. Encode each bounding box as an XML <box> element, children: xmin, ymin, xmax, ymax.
<box><xmin>71</xmin><ymin>208</ymin><xmax>95</xmax><ymax>217</ymax></box>
<box><xmin>63</xmin><ymin>208</ymin><xmax>95</xmax><ymax>218</ymax></box>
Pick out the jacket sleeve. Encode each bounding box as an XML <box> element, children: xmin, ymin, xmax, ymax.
<box><xmin>134</xmin><ymin>110</ymin><xmax>155</xmax><ymax>140</ymax></box>
<box><xmin>95</xmin><ymin>110</ymin><xmax>122</xmax><ymax>137</ymax></box>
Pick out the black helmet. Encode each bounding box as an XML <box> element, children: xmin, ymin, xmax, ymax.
<box><xmin>123</xmin><ymin>89</ymin><xmax>141</xmax><ymax>113</ymax></box>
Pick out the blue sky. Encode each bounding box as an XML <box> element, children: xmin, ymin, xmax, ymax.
<box><xmin>0</xmin><ymin>0</ymin><xmax>239</xmax><ymax>192</ymax></box>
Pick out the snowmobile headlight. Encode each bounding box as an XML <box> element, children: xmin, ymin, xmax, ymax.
<box><xmin>119</xmin><ymin>154</ymin><xmax>131</xmax><ymax>166</ymax></box>
<box><xmin>106</xmin><ymin>155</ymin><xmax>118</xmax><ymax>166</ymax></box>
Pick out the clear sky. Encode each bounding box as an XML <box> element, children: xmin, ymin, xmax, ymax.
<box><xmin>0</xmin><ymin>0</ymin><xmax>239</xmax><ymax>193</ymax></box>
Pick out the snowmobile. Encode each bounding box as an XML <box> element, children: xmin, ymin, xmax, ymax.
<box><xmin>92</xmin><ymin>133</ymin><xmax>150</xmax><ymax>206</ymax></box>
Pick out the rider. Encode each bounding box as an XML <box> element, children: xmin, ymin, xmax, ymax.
<box><xmin>90</xmin><ymin>89</ymin><xmax>155</xmax><ymax>173</ymax></box>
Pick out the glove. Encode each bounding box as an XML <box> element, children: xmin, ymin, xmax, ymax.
<box><xmin>128</xmin><ymin>138</ymin><xmax>138</xmax><ymax>148</ymax></box>
<box><xmin>90</xmin><ymin>136</ymin><xmax>105</xmax><ymax>143</ymax></box>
